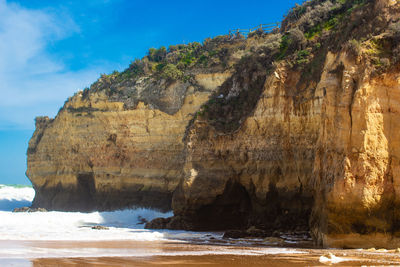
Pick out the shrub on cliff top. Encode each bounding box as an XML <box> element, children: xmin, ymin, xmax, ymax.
<box><xmin>277</xmin><ymin>28</ymin><xmax>306</xmax><ymax>59</ymax></box>
<box><xmin>158</xmin><ymin>63</ymin><xmax>183</xmax><ymax>81</ymax></box>
<box><xmin>128</xmin><ymin>59</ymin><xmax>146</xmax><ymax>76</ymax></box>
<box><xmin>148</xmin><ymin>46</ymin><xmax>167</xmax><ymax>62</ymax></box>
<box><xmin>389</xmin><ymin>22</ymin><xmax>400</xmax><ymax>40</ymax></box>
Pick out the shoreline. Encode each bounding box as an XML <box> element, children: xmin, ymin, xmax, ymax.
<box><xmin>1</xmin><ymin>240</ymin><xmax>400</xmax><ymax>266</ymax></box>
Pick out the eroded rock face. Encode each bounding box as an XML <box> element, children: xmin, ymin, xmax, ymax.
<box><xmin>27</xmin><ymin>74</ymin><xmax>230</xmax><ymax>211</ymax></box>
<box><xmin>311</xmin><ymin>52</ymin><xmax>400</xmax><ymax>249</ymax></box>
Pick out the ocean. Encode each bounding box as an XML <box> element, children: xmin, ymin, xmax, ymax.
<box><xmin>1</xmin><ymin>184</ymin><xmax>399</xmax><ymax>266</ymax></box>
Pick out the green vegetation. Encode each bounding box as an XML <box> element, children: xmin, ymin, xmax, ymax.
<box><xmin>86</xmin><ymin>33</ymin><xmax>246</xmax><ymax>94</ymax></box>
<box><xmin>296</xmin><ymin>49</ymin><xmax>311</xmax><ymax>65</ymax></box>
<box><xmin>347</xmin><ymin>39</ymin><xmax>361</xmax><ymax>56</ymax></box>
<box><xmin>278</xmin><ymin>35</ymin><xmax>292</xmax><ymax>59</ymax></box>
<box><xmin>277</xmin><ymin>28</ymin><xmax>306</xmax><ymax>60</ymax></box>
<box><xmin>364</xmin><ymin>38</ymin><xmax>392</xmax><ymax>68</ymax></box>
<box><xmin>158</xmin><ymin>63</ymin><xmax>183</xmax><ymax>80</ymax></box>
<box><xmin>148</xmin><ymin>47</ymin><xmax>167</xmax><ymax>62</ymax></box>
<box><xmin>304</xmin><ymin>13</ymin><xmax>344</xmax><ymax>40</ymax></box>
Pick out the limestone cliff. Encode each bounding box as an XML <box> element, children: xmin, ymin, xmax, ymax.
<box><xmin>27</xmin><ymin>37</ymin><xmax>251</xmax><ymax>211</ymax></box>
<box><xmin>27</xmin><ymin>0</ymin><xmax>400</xmax><ymax>249</ymax></box>
<box><xmin>168</xmin><ymin>63</ymin><xmax>320</xmax><ymax>231</ymax></box>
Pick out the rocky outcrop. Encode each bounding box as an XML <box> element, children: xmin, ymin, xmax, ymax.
<box><xmin>13</xmin><ymin>207</ymin><xmax>47</xmax><ymax>212</ymax></box>
<box><xmin>27</xmin><ymin>74</ymin><xmax>231</xmax><ymax>211</ymax></box>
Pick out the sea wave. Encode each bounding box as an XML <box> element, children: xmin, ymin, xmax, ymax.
<box><xmin>0</xmin><ymin>184</ymin><xmax>179</xmax><ymax>241</ymax></box>
<box><xmin>0</xmin><ymin>184</ymin><xmax>34</xmax><ymax>202</ymax></box>
<box><xmin>0</xmin><ymin>207</ymin><xmax>177</xmax><ymax>241</ymax></box>
<box><xmin>0</xmin><ymin>184</ymin><xmax>35</xmax><ymax>211</ymax></box>
<box><xmin>0</xmin><ymin>185</ymin><xmax>222</xmax><ymax>244</ymax></box>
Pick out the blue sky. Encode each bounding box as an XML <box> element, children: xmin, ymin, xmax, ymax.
<box><xmin>0</xmin><ymin>0</ymin><xmax>299</xmax><ymax>185</ymax></box>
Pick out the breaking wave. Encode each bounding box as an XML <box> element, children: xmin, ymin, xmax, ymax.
<box><xmin>0</xmin><ymin>184</ymin><xmax>175</xmax><ymax>241</ymax></box>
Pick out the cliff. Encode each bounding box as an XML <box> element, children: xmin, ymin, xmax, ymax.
<box><xmin>27</xmin><ymin>0</ymin><xmax>400</xmax><ymax>248</ymax></box>
<box><xmin>26</xmin><ymin>37</ymin><xmax>255</xmax><ymax>211</ymax></box>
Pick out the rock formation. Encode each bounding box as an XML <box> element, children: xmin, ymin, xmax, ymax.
<box><xmin>27</xmin><ymin>0</ymin><xmax>400</xmax><ymax>248</ymax></box>
<box><xmin>27</xmin><ymin>74</ymin><xmax>236</xmax><ymax>211</ymax></box>
<box><xmin>27</xmin><ymin>38</ymin><xmax>244</xmax><ymax>211</ymax></box>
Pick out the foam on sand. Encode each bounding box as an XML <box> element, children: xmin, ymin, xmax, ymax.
<box><xmin>319</xmin><ymin>253</ymin><xmax>350</xmax><ymax>264</ymax></box>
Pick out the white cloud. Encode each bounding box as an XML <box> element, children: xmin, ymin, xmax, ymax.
<box><xmin>0</xmin><ymin>0</ymin><xmax>107</xmax><ymax>130</ymax></box>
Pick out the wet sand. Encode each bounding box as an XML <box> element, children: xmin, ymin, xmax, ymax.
<box><xmin>30</xmin><ymin>255</ymin><xmax>322</xmax><ymax>266</ymax></box>
<box><xmin>2</xmin><ymin>240</ymin><xmax>400</xmax><ymax>266</ymax></box>
<box><xmin>27</xmin><ymin>252</ymin><xmax>400</xmax><ymax>266</ymax></box>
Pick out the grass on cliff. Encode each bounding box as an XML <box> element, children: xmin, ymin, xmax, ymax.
<box><xmin>84</xmin><ymin>34</ymin><xmax>247</xmax><ymax>98</ymax></box>
<box><xmin>107</xmin><ymin>36</ymin><xmax>243</xmax><ymax>81</ymax></box>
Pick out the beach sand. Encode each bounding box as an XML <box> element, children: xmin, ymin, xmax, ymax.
<box><xmin>1</xmin><ymin>240</ymin><xmax>400</xmax><ymax>266</ymax></box>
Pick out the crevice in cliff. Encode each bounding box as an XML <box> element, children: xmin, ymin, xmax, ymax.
<box><xmin>348</xmin><ymin>78</ymin><xmax>358</xmax><ymax>140</ymax></box>
<box><xmin>77</xmin><ymin>172</ymin><xmax>96</xmax><ymax>206</ymax></box>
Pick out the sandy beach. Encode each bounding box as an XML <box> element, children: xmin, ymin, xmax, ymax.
<box><xmin>2</xmin><ymin>240</ymin><xmax>400</xmax><ymax>266</ymax></box>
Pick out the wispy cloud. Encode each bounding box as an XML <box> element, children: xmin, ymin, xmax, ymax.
<box><xmin>0</xmin><ymin>0</ymin><xmax>108</xmax><ymax>130</ymax></box>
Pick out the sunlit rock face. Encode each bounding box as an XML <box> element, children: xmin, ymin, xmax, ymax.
<box><xmin>311</xmin><ymin>52</ymin><xmax>400</xmax><ymax>249</ymax></box>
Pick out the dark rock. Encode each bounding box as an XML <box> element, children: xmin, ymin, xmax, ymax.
<box><xmin>272</xmin><ymin>230</ymin><xmax>281</xmax><ymax>237</ymax></box>
<box><xmin>145</xmin><ymin>217</ymin><xmax>172</xmax><ymax>229</ymax></box>
<box><xmin>137</xmin><ymin>216</ymin><xmax>148</xmax><ymax>225</ymax></box>
<box><xmin>144</xmin><ymin>215</ymin><xmax>193</xmax><ymax>230</ymax></box>
<box><xmin>223</xmin><ymin>227</ymin><xmax>272</xmax><ymax>239</ymax></box>
<box><xmin>166</xmin><ymin>215</ymin><xmax>190</xmax><ymax>230</ymax></box>
<box><xmin>223</xmin><ymin>230</ymin><xmax>248</xmax><ymax>239</ymax></box>
<box><xmin>35</xmin><ymin>208</ymin><xmax>48</xmax><ymax>212</ymax></box>
<box><xmin>91</xmin><ymin>225</ymin><xmax>109</xmax><ymax>230</ymax></box>
<box><xmin>13</xmin><ymin>207</ymin><xmax>30</xmax><ymax>212</ymax></box>
<box><xmin>13</xmin><ymin>207</ymin><xmax>47</xmax><ymax>212</ymax></box>
<box><xmin>246</xmin><ymin>226</ymin><xmax>272</xmax><ymax>238</ymax></box>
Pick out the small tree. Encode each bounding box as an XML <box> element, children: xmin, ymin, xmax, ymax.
<box><xmin>148</xmin><ymin>46</ymin><xmax>167</xmax><ymax>62</ymax></box>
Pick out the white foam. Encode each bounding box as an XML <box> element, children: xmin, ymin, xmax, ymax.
<box><xmin>0</xmin><ymin>184</ymin><xmax>177</xmax><ymax>241</ymax></box>
<box><xmin>0</xmin><ymin>209</ymin><xmax>173</xmax><ymax>241</ymax></box>
<box><xmin>0</xmin><ymin>185</ymin><xmax>35</xmax><ymax>202</ymax></box>
<box><xmin>319</xmin><ymin>253</ymin><xmax>349</xmax><ymax>264</ymax></box>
